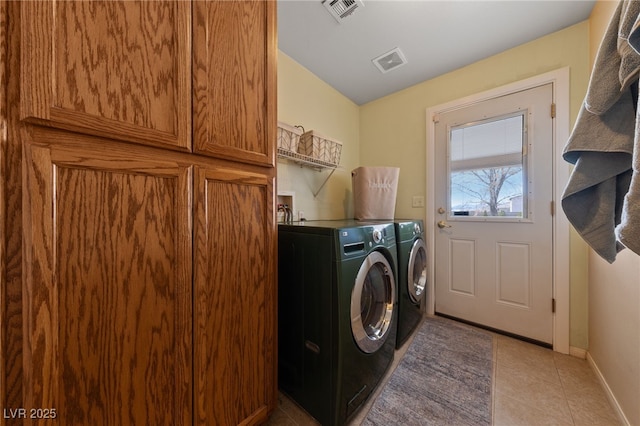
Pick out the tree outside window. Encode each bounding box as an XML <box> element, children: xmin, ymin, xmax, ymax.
<box><xmin>451</xmin><ymin>166</ymin><xmax>523</xmax><ymax>217</ymax></box>
<box><xmin>449</xmin><ymin>113</ymin><xmax>527</xmax><ymax>218</ymax></box>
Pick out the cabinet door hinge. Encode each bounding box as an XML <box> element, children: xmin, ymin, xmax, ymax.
<box><xmin>552</xmin><ymin>298</ymin><xmax>556</xmax><ymax>313</ymax></box>
<box><xmin>550</xmin><ymin>200</ymin><xmax>555</xmax><ymax>216</ymax></box>
<box><xmin>551</xmin><ymin>103</ymin><xmax>556</xmax><ymax>119</ymax></box>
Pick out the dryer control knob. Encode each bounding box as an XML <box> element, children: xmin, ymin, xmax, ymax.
<box><xmin>372</xmin><ymin>229</ymin><xmax>382</xmax><ymax>243</ymax></box>
<box><xmin>414</xmin><ymin>223</ymin><xmax>421</xmax><ymax>234</ymax></box>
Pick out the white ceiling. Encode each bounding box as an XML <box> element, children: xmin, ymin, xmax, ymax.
<box><xmin>278</xmin><ymin>0</ymin><xmax>596</xmax><ymax>105</ymax></box>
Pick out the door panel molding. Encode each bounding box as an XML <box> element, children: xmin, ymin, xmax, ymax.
<box><xmin>426</xmin><ymin>68</ymin><xmax>570</xmax><ymax>353</ymax></box>
<box><xmin>496</xmin><ymin>242</ymin><xmax>531</xmax><ymax>307</ymax></box>
<box><xmin>22</xmin><ymin>137</ymin><xmax>193</xmax><ymax>425</ymax></box>
<box><xmin>449</xmin><ymin>239</ymin><xmax>476</xmax><ymax>296</ymax></box>
<box><xmin>20</xmin><ymin>1</ymin><xmax>192</xmax><ymax>152</ymax></box>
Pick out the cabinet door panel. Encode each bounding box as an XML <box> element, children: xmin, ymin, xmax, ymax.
<box><xmin>193</xmin><ymin>1</ymin><xmax>277</xmax><ymax>167</ymax></box>
<box><xmin>194</xmin><ymin>166</ymin><xmax>276</xmax><ymax>425</ymax></box>
<box><xmin>21</xmin><ymin>1</ymin><xmax>191</xmax><ymax>151</ymax></box>
<box><xmin>23</xmin><ymin>135</ymin><xmax>192</xmax><ymax>425</ymax></box>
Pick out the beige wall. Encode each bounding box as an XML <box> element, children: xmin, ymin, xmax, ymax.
<box><xmin>277</xmin><ymin>52</ymin><xmax>360</xmax><ymax>220</ymax></box>
<box><xmin>359</xmin><ymin>22</ymin><xmax>591</xmax><ymax>350</ymax></box>
<box><xmin>587</xmin><ymin>2</ymin><xmax>640</xmax><ymax>425</ymax></box>
<box><xmin>360</xmin><ymin>22</ymin><xmax>589</xmax><ymax>217</ymax></box>
<box><xmin>360</xmin><ymin>22</ymin><xmax>589</xmax><ymax>216</ymax></box>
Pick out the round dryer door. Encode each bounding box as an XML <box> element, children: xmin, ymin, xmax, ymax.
<box><xmin>350</xmin><ymin>251</ymin><xmax>395</xmax><ymax>354</ymax></box>
<box><xmin>408</xmin><ymin>238</ymin><xmax>427</xmax><ymax>304</ymax></box>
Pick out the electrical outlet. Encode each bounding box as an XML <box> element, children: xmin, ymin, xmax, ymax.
<box><xmin>412</xmin><ymin>196</ymin><xmax>425</xmax><ymax>208</ymax></box>
<box><xmin>298</xmin><ymin>211</ymin><xmax>305</xmax><ymax>221</ymax></box>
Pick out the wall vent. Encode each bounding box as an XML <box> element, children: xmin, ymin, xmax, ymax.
<box><xmin>372</xmin><ymin>47</ymin><xmax>407</xmax><ymax>74</ymax></box>
<box><xmin>322</xmin><ymin>0</ymin><xmax>364</xmax><ymax>23</ymax></box>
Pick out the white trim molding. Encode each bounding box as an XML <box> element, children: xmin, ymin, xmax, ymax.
<box><xmin>587</xmin><ymin>352</ymin><xmax>631</xmax><ymax>426</ymax></box>
<box><xmin>425</xmin><ymin>67</ymin><xmax>571</xmax><ymax>354</ymax></box>
<box><xmin>569</xmin><ymin>346</ymin><xmax>587</xmax><ymax>359</ymax></box>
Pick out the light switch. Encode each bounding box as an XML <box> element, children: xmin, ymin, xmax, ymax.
<box><xmin>412</xmin><ymin>196</ymin><xmax>425</xmax><ymax>208</ymax></box>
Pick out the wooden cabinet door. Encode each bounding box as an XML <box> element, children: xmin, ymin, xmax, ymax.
<box><xmin>20</xmin><ymin>1</ymin><xmax>191</xmax><ymax>151</ymax></box>
<box><xmin>22</xmin><ymin>130</ymin><xmax>193</xmax><ymax>425</ymax></box>
<box><xmin>193</xmin><ymin>1</ymin><xmax>277</xmax><ymax>167</ymax></box>
<box><xmin>193</xmin><ymin>166</ymin><xmax>276</xmax><ymax>425</ymax></box>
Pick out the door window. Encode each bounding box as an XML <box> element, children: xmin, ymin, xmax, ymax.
<box><xmin>449</xmin><ymin>113</ymin><xmax>529</xmax><ymax>220</ymax></box>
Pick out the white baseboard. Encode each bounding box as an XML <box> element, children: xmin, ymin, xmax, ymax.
<box><xmin>586</xmin><ymin>352</ymin><xmax>631</xmax><ymax>426</ymax></box>
<box><xmin>569</xmin><ymin>346</ymin><xmax>587</xmax><ymax>359</ymax></box>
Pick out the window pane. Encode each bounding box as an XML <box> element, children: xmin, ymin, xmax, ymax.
<box><xmin>451</xmin><ymin>167</ymin><xmax>524</xmax><ymax>217</ymax></box>
<box><xmin>449</xmin><ymin>113</ymin><xmax>527</xmax><ymax>218</ymax></box>
<box><xmin>451</xmin><ymin>115</ymin><xmax>523</xmax><ymax>162</ymax></box>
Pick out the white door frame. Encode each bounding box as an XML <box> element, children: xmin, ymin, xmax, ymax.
<box><xmin>425</xmin><ymin>68</ymin><xmax>570</xmax><ymax>354</ymax></box>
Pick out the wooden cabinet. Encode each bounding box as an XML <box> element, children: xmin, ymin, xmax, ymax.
<box><xmin>2</xmin><ymin>1</ymin><xmax>277</xmax><ymax>424</ymax></box>
<box><xmin>20</xmin><ymin>1</ymin><xmax>192</xmax><ymax>151</ymax></box>
<box><xmin>20</xmin><ymin>0</ymin><xmax>277</xmax><ymax>165</ymax></box>
<box><xmin>193</xmin><ymin>1</ymin><xmax>277</xmax><ymax>167</ymax></box>
<box><xmin>194</xmin><ymin>167</ymin><xmax>275</xmax><ymax>425</ymax></box>
<box><xmin>22</xmin><ymin>133</ymin><xmax>193</xmax><ymax>425</ymax></box>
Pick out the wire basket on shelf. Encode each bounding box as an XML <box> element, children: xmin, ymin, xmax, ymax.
<box><xmin>277</xmin><ymin>122</ymin><xmax>303</xmax><ymax>154</ymax></box>
<box><xmin>298</xmin><ymin>130</ymin><xmax>342</xmax><ymax>167</ymax></box>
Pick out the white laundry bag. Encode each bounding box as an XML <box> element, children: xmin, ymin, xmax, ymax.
<box><xmin>352</xmin><ymin>166</ymin><xmax>400</xmax><ymax>220</ymax></box>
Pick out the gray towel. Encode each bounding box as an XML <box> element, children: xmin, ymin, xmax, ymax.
<box><xmin>616</xmin><ymin>146</ymin><xmax>640</xmax><ymax>254</ymax></box>
<box><xmin>562</xmin><ymin>0</ymin><xmax>640</xmax><ymax>263</ymax></box>
<box><xmin>562</xmin><ymin>96</ymin><xmax>634</xmax><ymax>263</ymax></box>
<box><xmin>585</xmin><ymin>0</ymin><xmax>640</xmax><ymax>115</ymax></box>
<box><xmin>616</xmin><ymin>10</ymin><xmax>640</xmax><ymax>256</ymax></box>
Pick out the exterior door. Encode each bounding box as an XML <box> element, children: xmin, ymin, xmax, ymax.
<box><xmin>434</xmin><ymin>83</ymin><xmax>554</xmax><ymax>344</ymax></box>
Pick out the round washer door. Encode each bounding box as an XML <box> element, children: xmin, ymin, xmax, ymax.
<box><xmin>408</xmin><ymin>238</ymin><xmax>427</xmax><ymax>304</ymax></box>
<box><xmin>350</xmin><ymin>251</ymin><xmax>395</xmax><ymax>354</ymax></box>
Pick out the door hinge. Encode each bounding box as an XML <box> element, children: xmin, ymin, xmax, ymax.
<box><xmin>551</xmin><ymin>103</ymin><xmax>556</xmax><ymax>119</ymax></box>
<box><xmin>432</xmin><ymin>113</ymin><xmax>440</xmax><ymax>123</ymax></box>
<box><xmin>550</xmin><ymin>200</ymin><xmax>555</xmax><ymax>216</ymax></box>
<box><xmin>552</xmin><ymin>298</ymin><xmax>556</xmax><ymax>313</ymax></box>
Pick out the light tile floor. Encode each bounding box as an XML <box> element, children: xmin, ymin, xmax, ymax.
<box><xmin>266</xmin><ymin>319</ymin><xmax>622</xmax><ymax>426</ymax></box>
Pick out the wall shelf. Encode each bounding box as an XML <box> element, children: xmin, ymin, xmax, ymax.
<box><xmin>277</xmin><ymin>148</ymin><xmax>339</xmax><ymax>197</ymax></box>
<box><xmin>277</xmin><ymin>148</ymin><xmax>339</xmax><ymax>170</ymax></box>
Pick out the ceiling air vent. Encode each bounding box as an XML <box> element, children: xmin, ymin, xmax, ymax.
<box><xmin>372</xmin><ymin>47</ymin><xmax>408</xmax><ymax>74</ymax></box>
<box><xmin>322</xmin><ymin>0</ymin><xmax>364</xmax><ymax>23</ymax></box>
